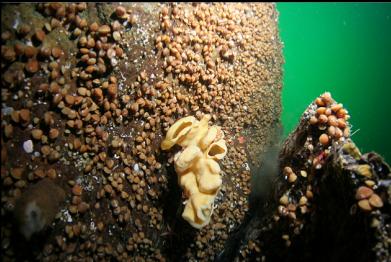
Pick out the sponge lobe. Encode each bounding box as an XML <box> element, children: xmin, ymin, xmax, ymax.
<box><xmin>161</xmin><ymin>114</ymin><xmax>227</xmax><ymax>229</ymax></box>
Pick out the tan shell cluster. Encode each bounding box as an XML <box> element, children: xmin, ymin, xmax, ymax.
<box><xmin>161</xmin><ymin>114</ymin><xmax>227</xmax><ymax>228</ymax></box>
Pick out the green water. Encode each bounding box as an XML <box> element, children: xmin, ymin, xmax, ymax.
<box><xmin>277</xmin><ymin>3</ymin><xmax>391</xmax><ymax>162</ymax></box>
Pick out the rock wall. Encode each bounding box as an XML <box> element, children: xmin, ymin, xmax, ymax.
<box><xmin>1</xmin><ymin>3</ymin><xmax>283</xmax><ymax>261</ymax></box>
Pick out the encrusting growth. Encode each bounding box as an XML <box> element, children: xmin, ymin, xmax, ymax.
<box><xmin>161</xmin><ymin>114</ymin><xmax>227</xmax><ymax>229</ymax></box>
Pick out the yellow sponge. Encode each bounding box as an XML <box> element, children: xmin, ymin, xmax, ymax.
<box><xmin>161</xmin><ymin>116</ymin><xmax>197</xmax><ymax>150</ymax></box>
<box><xmin>161</xmin><ymin>114</ymin><xmax>227</xmax><ymax>229</ymax></box>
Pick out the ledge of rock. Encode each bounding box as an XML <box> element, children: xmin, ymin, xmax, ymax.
<box><xmin>219</xmin><ymin>93</ymin><xmax>390</xmax><ymax>262</ymax></box>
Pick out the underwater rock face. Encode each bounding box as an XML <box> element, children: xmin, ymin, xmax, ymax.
<box><xmin>219</xmin><ymin>92</ymin><xmax>391</xmax><ymax>262</ymax></box>
<box><xmin>1</xmin><ymin>3</ymin><xmax>282</xmax><ymax>261</ymax></box>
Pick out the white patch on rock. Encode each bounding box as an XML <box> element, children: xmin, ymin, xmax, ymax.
<box><xmin>23</xmin><ymin>140</ymin><xmax>34</xmax><ymax>153</ymax></box>
<box><xmin>20</xmin><ymin>201</ymin><xmax>46</xmax><ymax>240</ymax></box>
<box><xmin>1</xmin><ymin>106</ymin><xmax>14</xmax><ymax>115</ymax></box>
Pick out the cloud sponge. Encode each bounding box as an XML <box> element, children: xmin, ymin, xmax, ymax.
<box><xmin>161</xmin><ymin>114</ymin><xmax>227</xmax><ymax>229</ymax></box>
<box><xmin>14</xmin><ymin>178</ymin><xmax>66</xmax><ymax>240</ymax></box>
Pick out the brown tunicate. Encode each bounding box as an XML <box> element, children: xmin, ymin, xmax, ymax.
<box><xmin>325</xmin><ymin>108</ymin><xmax>332</xmax><ymax>116</ymax></box>
<box><xmin>316</xmin><ymin>107</ymin><xmax>326</xmax><ymax>115</ymax></box>
<box><xmin>31</xmin><ymin>129</ymin><xmax>43</xmax><ymax>140</ymax></box>
<box><xmin>108</xmin><ymin>84</ymin><xmax>117</xmax><ymax>98</ymax></box>
<box><xmin>315</xmin><ymin>98</ymin><xmax>325</xmax><ymax>107</ymax></box>
<box><xmin>85</xmin><ymin>65</ymin><xmax>96</xmax><ymax>74</ymax></box>
<box><xmin>41</xmin><ymin>145</ymin><xmax>51</xmax><ymax>156</ymax></box>
<box><xmin>309</xmin><ymin>116</ymin><xmax>318</xmax><ymax>125</ymax></box>
<box><xmin>77</xmin><ymin>202</ymin><xmax>89</xmax><ymax>213</ymax></box>
<box><xmin>129</xmin><ymin>15</ymin><xmax>137</xmax><ymax>25</ymax></box>
<box><xmin>79</xmin><ymin>36</ymin><xmax>87</xmax><ymax>47</ymax></box>
<box><xmin>358</xmin><ymin>199</ymin><xmax>372</xmax><ymax>212</ymax></box>
<box><xmin>279</xmin><ymin>195</ymin><xmax>289</xmax><ymax>206</ymax></box>
<box><xmin>73</xmin><ymin>138</ymin><xmax>81</xmax><ymax>150</ymax></box>
<box><xmin>52</xmin><ymin>47</ymin><xmax>63</xmax><ymax>58</ymax></box>
<box><xmin>343</xmin><ymin>127</ymin><xmax>350</xmax><ymax>137</ymax></box>
<box><xmin>113</xmin><ymin>31</ymin><xmax>121</xmax><ymax>42</ymax></box>
<box><xmin>161</xmin><ymin>6</ymin><xmax>169</xmax><ymax>16</ymax></box>
<box><xmin>299</xmin><ymin>196</ymin><xmax>308</xmax><ymax>206</ymax></box>
<box><xmin>107</xmin><ymin>48</ymin><xmax>116</xmax><ymax>59</ymax></box>
<box><xmin>2</xmin><ymin>46</ymin><xmax>16</xmax><ymax>62</ymax></box>
<box><xmin>50</xmin><ymin>18</ymin><xmax>61</xmax><ymax>29</ymax></box>
<box><xmin>283</xmin><ymin>166</ymin><xmax>293</xmax><ymax>175</ymax></box>
<box><xmin>73</xmin><ymin>28</ymin><xmax>82</xmax><ymax>37</ymax></box>
<box><xmin>98</xmin><ymin>25</ymin><xmax>111</xmax><ymax>36</ymax></box>
<box><xmin>1</xmin><ymin>30</ymin><xmax>13</xmax><ymax>41</ymax></box>
<box><xmin>44</xmin><ymin>112</ymin><xmax>54</xmax><ymax>125</ymax></box>
<box><xmin>288</xmin><ymin>173</ymin><xmax>297</xmax><ymax>183</ymax></box>
<box><xmin>319</xmin><ymin>134</ymin><xmax>329</xmax><ymax>146</ymax></box>
<box><xmin>25</xmin><ymin>59</ymin><xmax>40</xmax><ymax>73</ymax></box>
<box><xmin>55</xmin><ymin>4</ymin><xmax>66</xmax><ymax>18</ymax></box>
<box><xmin>331</xmin><ymin>103</ymin><xmax>342</xmax><ymax>113</ymax></box>
<box><xmin>50</xmin><ymin>70</ymin><xmax>59</xmax><ymax>80</ymax></box>
<box><xmin>48</xmin><ymin>150</ymin><xmax>60</xmax><ymax>162</ymax></box>
<box><xmin>78</xmin><ymin>19</ymin><xmax>88</xmax><ymax>29</ymax></box>
<box><xmin>39</xmin><ymin>46</ymin><xmax>52</xmax><ymax>58</ymax></box>
<box><xmin>49</xmin><ymin>128</ymin><xmax>59</xmax><ymax>139</ymax></box>
<box><xmin>337</xmin><ymin>118</ymin><xmax>346</xmax><ymax>129</ymax></box>
<box><xmin>47</xmin><ymin>169</ymin><xmax>57</xmax><ymax>179</ymax></box>
<box><xmin>89</xmin><ymin>22</ymin><xmax>99</xmax><ymax>32</ymax></box>
<box><xmin>321</xmin><ymin>92</ymin><xmax>332</xmax><ymax>104</ymax></box>
<box><xmin>77</xmin><ymin>3</ymin><xmax>87</xmax><ymax>11</ymax></box>
<box><xmin>112</xmin><ymin>20</ymin><xmax>122</xmax><ymax>31</ymax></box>
<box><xmin>93</xmin><ymin>88</ymin><xmax>103</xmax><ymax>101</ymax></box>
<box><xmin>52</xmin><ymin>94</ymin><xmax>62</xmax><ymax>105</ymax></box>
<box><xmin>87</xmin><ymin>58</ymin><xmax>96</xmax><ymax>65</ymax></box>
<box><xmin>4</xmin><ymin>124</ymin><xmax>13</xmax><ymax>138</ymax></box>
<box><xmin>74</xmin><ymin>96</ymin><xmax>83</xmax><ymax>105</ymax></box>
<box><xmin>18</xmin><ymin>24</ymin><xmax>31</xmax><ymax>36</ymax></box>
<box><xmin>24</xmin><ymin>46</ymin><xmax>37</xmax><ymax>58</ymax></box>
<box><xmin>72</xmin><ymin>184</ymin><xmax>82</xmax><ymax>196</ymax></box>
<box><xmin>278</xmin><ymin>205</ymin><xmax>288</xmax><ymax>217</ymax></box>
<box><xmin>368</xmin><ymin>194</ymin><xmax>383</xmax><ymax>208</ymax></box>
<box><xmin>34</xmin><ymin>169</ymin><xmax>46</xmax><ymax>178</ymax></box>
<box><xmin>87</xmin><ymin>38</ymin><xmax>95</xmax><ymax>48</ymax></box>
<box><xmin>355</xmin><ymin>186</ymin><xmax>374</xmax><ymax>200</ymax></box>
<box><xmin>14</xmin><ymin>43</ymin><xmax>26</xmax><ymax>56</ymax></box>
<box><xmin>65</xmin><ymin>95</ymin><xmax>75</xmax><ymax>105</ymax></box>
<box><xmin>334</xmin><ymin>127</ymin><xmax>343</xmax><ymax>139</ymax></box>
<box><xmin>34</xmin><ymin>29</ymin><xmax>46</xmax><ymax>42</ymax></box>
<box><xmin>327</xmin><ymin>115</ymin><xmax>338</xmax><ymax>127</ymax></box>
<box><xmin>115</xmin><ymin>6</ymin><xmax>127</xmax><ymax>18</ymax></box>
<box><xmin>11</xmin><ymin>167</ymin><xmax>24</xmax><ymax>180</ymax></box>
<box><xmin>318</xmin><ymin>114</ymin><xmax>328</xmax><ymax>124</ymax></box>
<box><xmin>306</xmin><ymin>190</ymin><xmax>314</xmax><ymax>199</ymax></box>
<box><xmin>49</xmin><ymin>61</ymin><xmax>59</xmax><ymax>70</ymax></box>
<box><xmin>77</xmin><ymin>87</ymin><xmax>88</xmax><ymax>96</ymax></box>
<box><xmin>327</xmin><ymin>126</ymin><xmax>336</xmax><ymax>137</ymax></box>
<box><xmin>19</xmin><ymin>109</ymin><xmax>31</xmax><ymax>123</ymax></box>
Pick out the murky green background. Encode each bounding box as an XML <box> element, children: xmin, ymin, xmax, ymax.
<box><xmin>277</xmin><ymin>3</ymin><xmax>391</xmax><ymax>162</ymax></box>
